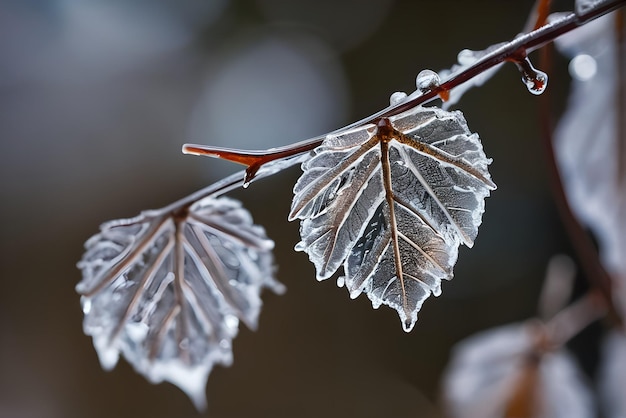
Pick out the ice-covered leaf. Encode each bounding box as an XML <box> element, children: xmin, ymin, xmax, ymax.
<box><xmin>554</xmin><ymin>13</ymin><xmax>626</xmax><ymax>317</ymax></box>
<box><xmin>289</xmin><ymin>105</ymin><xmax>495</xmax><ymax>331</ymax></box>
<box><xmin>77</xmin><ymin>196</ymin><xmax>282</xmax><ymax>409</ymax></box>
<box><xmin>599</xmin><ymin>330</ymin><xmax>626</xmax><ymax>418</ymax></box>
<box><xmin>442</xmin><ymin>323</ymin><xmax>595</xmax><ymax>418</ymax></box>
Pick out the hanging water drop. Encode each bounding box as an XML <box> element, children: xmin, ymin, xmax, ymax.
<box><xmin>523</xmin><ymin>70</ymin><xmax>548</xmax><ymax>95</ymax></box>
<box><xmin>389</xmin><ymin>91</ymin><xmax>407</xmax><ymax>105</ymax></box>
<box><xmin>336</xmin><ymin>276</ymin><xmax>345</xmax><ymax>288</ymax></box>
<box><xmin>415</xmin><ymin>69</ymin><xmax>441</xmax><ymax>93</ymax></box>
<box><xmin>515</xmin><ymin>57</ymin><xmax>548</xmax><ymax>95</ymax></box>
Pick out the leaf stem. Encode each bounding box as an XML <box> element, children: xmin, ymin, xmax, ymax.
<box><xmin>183</xmin><ymin>0</ymin><xmax>626</xmax><ymax>178</ymax></box>
<box><xmin>543</xmin><ymin>291</ymin><xmax>606</xmax><ymax>348</ymax></box>
<box><xmin>378</xmin><ymin>120</ymin><xmax>409</xmax><ymax>327</ymax></box>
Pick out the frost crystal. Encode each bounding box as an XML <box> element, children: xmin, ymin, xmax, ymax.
<box><xmin>77</xmin><ymin>196</ymin><xmax>282</xmax><ymax>409</ymax></box>
<box><xmin>290</xmin><ymin>105</ymin><xmax>495</xmax><ymax>331</ymax></box>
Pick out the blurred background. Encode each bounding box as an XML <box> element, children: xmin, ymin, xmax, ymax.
<box><xmin>0</xmin><ymin>0</ymin><xmax>593</xmax><ymax>417</ymax></box>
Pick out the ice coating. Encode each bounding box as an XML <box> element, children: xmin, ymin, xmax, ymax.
<box><xmin>290</xmin><ymin>105</ymin><xmax>495</xmax><ymax>331</ymax></box>
<box><xmin>389</xmin><ymin>91</ymin><xmax>408</xmax><ymax>105</ymax></box>
<box><xmin>516</xmin><ymin>57</ymin><xmax>548</xmax><ymax>95</ymax></box>
<box><xmin>575</xmin><ymin>0</ymin><xmax>600</xmax><ymax>15</ymax></box>
<box><xmin>438</xmin><ymin>44</ymin><xmax>506</xmax><ymax>109</ymax></box>
<box><xmin>415</xmin><ymin>69</ymin><xmax>441</xmax><ymax>93</ymax></box>
<box><xmin>77</xmin><ymin>196</ymin><xmax>283</xmax><ymax>409</ymax></box>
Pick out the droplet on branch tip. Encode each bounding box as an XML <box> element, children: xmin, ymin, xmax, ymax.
<box><xmin>515</xmin><ymin>57</ymin><xmax>548</xmax><ymax>95</ymax></box>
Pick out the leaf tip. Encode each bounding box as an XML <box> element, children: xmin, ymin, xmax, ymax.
<box><xmin>90</xmin><ymin>331</ymin><xmax>120</xmax><ymax>371</ymax></box>
<box><xmin>187</xmin><ymin>387</ymin><xmax>209</xmax><ymax>412</ymax></box>
<box><xmin>402</xmin><ymin>317</ymin><xmax>417</xmax><ymax>332</ymax></box>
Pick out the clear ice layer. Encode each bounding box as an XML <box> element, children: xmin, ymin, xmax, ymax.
<box><xmin>77</xmin><ymin>196</ymin><xmax>282</xmax><ymax>409</ymax></box>
<box><xmin>290</xmin><ymin>105</ymin><xmax>495</xmax><ymax>331</ymax></box>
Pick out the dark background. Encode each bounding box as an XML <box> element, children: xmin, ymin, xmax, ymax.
<box><xmin>0</xmin><ymin>1</ymin><xmax>586</xmax><ymax>417</ymax></box>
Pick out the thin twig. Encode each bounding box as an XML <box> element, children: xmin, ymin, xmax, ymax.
<box><xmin>544</xmin><ymin>291</ymin><xmax>607</xmax><ymax>348</ymax></box>
<box><xmin>184</xmin><ymin>0</ymin><xmax>626</xmax><ymax>177</ymax></box>
<box><xmin>537</xmin><ymin>43</ymin><xmax>623</xmax><ymax>326</ymax></box>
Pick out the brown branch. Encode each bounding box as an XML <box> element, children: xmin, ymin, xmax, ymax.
<box><xmin>537</xmin><ymin>43</ymin><xmax>623</xmax><ymax>327</ymax></box>
<box><xmin>184</xmin><ymin>0</ymin><xmax>626</xmax><ymax>179</ymax></box>
<box><xmin>543</xmin><ymin>291</ymin><xmax>607</xmax><ymax>348</ymax></box>
<box><xmin>530</xmin><ymin>0</ymin><xmax>553</xmax><ymax>31</ymax></box>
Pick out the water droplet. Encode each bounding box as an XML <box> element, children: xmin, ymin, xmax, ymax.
<box><xmin>516</xmin><ymin>57</ymin><xmax>548</xmax><ymax>95</ymax></box>
<box><xmin>523</xmin><ymin>70</ymin><xmax>547</xmax><ymax>95</ymax></box>
<box><xmin>224</xmin><ymin>314</ymin><xmax>239</xmax><ymax>330</ymax></box>
<box><xmin>415</xmin><ymin>69</ymin><xmax>441</xmax><ymax>93</ymax></box>
<box><xmin>457</xmin><ymin>49</ymin><xmax>476</xmax><ymax>65</ymax></box>
<box><xmin>403</xmin><ymin>319</ymin><xmax>414</xmax><ymax>332</ymax></box>
<box><xmin>294</xmin><ymin>241</ymin><xmax>306</xmax><ymax>251</ymax></box>
<box><xmin>336</xmin><ymin>276</ymin><xmax>345</xmax><ymax>287</ymax></box>
<box><xmin>389</xmin><ymin>91</ymin><xmax>407</xmax><ymax>105</ymax></box>
<box><xmin>569</xmin><ymin>54</ymin><xmax>597</xmax><ymax>81</ymax></box>
<box><xmin>82</xmin><ymin>298</ymin><xmax>92</xmax><ymax>314</ymax></box>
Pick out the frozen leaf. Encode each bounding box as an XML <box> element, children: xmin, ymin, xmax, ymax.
<box><xmin>77</xmin><ymin>195</ymin><xmax>282</xmax><ymax>409</ymax></box>
<box><xmin>442</xmin><ymin>323</ymin><xmax>595</xmax><ymax>418</ymax></box>
<box><xmin>599</xmin><ymin>331</ymin><xmax>626</xmax><ymax>418</ymax></box>
<box><xmin>554</xmin><ymin>13</ymin><xmax>626</xmax><ymax>317</ymax></box>
<box><xmin>289</xmin><ymin>105</ymin><xmax>495</xmax><ymax>331</ymax></box>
